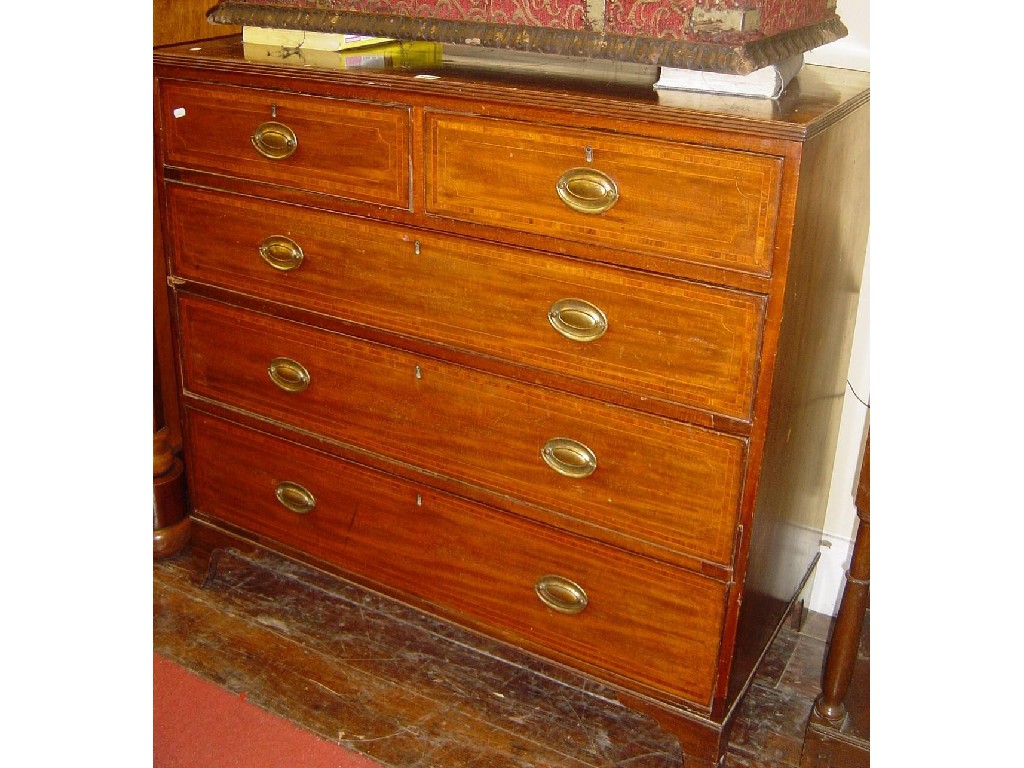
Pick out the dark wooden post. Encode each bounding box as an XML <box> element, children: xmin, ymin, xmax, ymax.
<box><xmin>813</xmin><ymin>433</ymin><xmax>869</xmax><ymax>723</ymax></box>
<box><xmin>800</xmin><ymin>432</ymin><xmax>869</xmax><ymax>767</ymax></box>
<box><xmin>153</xmin><ymin>425</ymin><xmax>190</xmax><ymax>558</ymax></box>
<box><xmin>153</xmin><ymin>164</ymin><xmax>190</xmax><ymax>558</ymax></box>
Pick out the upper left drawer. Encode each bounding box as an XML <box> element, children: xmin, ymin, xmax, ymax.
<box><xmin>157</xmin><ymin>81</ymin><xmax>411</xmax><ymax>209</ymax></box>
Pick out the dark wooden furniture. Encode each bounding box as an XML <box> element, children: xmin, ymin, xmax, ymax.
<box><xmin>154</xmin><ymin>38</ymin><xmax>868</xmax><ymax>767</ymax></box>
<box><xmin>801</xmin><ymin>433</ymin><xmax>870</xmax><ymax>767</ymax></box>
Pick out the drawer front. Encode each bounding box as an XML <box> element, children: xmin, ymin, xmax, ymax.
<box><xmin>188</xmin><ymin>409</ymin><xmax>726</xmax><ymax>707</ymax></box>
<box><xmin>425</xmin><ymin>113</ymin><xmax>783</xmax><ymax>275</ymax></box>
<box><xmin>168</xmin><ymin>185</ymin><xmax>765</xmax><ymax>420</ymax></box>
<box><xmin>158</xmin><ymin>81</ymin><xmax>411</xmax><ymax>208</ymax></box>
<box><xmin>179</xmin><ymin>295</ymin><xmax>746</xmax><ymax>566</ymax></box>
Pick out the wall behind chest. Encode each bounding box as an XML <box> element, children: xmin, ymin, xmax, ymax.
<box><xmin>154</xmin><ymin>0</ymin><xmax>239</xmax><ymax>46</ymax></box>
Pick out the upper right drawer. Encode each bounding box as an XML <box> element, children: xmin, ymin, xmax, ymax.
<box><xmin>425</xmin><ymin>113</ymin><xmax>783</xmax><ymax>276</ymax></box>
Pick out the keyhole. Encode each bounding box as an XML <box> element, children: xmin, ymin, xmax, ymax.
<box><xmin>585</xmin><ymin>146</ymin><xmax>594</xmax><ymax>163</ymax></box>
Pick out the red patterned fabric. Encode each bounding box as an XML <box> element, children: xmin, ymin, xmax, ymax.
<box><xmin>221</xmin><ymin>0</ymin><xmax>837</xmax><ymax>41</ymax></box>
<box><xmin>760</xmin><ymin>0</ymin><xmax>834</xmax><ymax>35</ymax></box>
<box><xmin>606</xmin><ymin>1</ymin><xmax>694</xmax><ymax>38</ymax></box>
<box><xmin>493</xmin><ymin>0</ymin><xmax>589</xmax><ymax>29</ymax></box>
<box><xmin>253</xmin><ymin>0</ymin><xmax>587</xmax><ymax>29</ymax></box>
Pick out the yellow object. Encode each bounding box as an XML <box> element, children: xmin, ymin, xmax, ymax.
<box><xmin>242</xmin><ymin>26</ymin><xmax>392</xmax><ymax>51</ymax></box>
<box><xmin>242</xmin><ymin>39</ymin><xmax>444</xmax><ymax>71</ymax></box>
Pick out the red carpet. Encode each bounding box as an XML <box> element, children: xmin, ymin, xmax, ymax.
<box><xmin>154</xmin><ymin>653</ymin><xmax>383</xmax><ymax>767</ymax></box>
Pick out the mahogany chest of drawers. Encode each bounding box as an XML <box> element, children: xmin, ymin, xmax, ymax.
<box><xmin>154</xmin><ymin>37</ymin><xmax>868</xmax><ymax>767</ymax></box>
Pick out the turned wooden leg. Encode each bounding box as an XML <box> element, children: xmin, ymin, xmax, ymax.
<box><xmin>153</xmin><ymin>166</ymin><xmax>189</xmax><ymax>559</ymax></box>
<box><xmin>812</xmin><ymin>437</ymin><xmax>869</xmax><ymax>725</ymax></box>
<box><xmin>153</xmin><ymin>426</ymin><xmax>190</xmax><ymax>558</ymax></box>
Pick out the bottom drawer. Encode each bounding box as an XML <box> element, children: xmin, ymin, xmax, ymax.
<box><xmin>187</xmin><ymin>409</ymin><xmax>727</xmax><ymax>707</ymax></box>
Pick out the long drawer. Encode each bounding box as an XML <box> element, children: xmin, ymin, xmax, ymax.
<box><xmin>187</xmin><ymin>408</ymin><xmax>727</xmax><ymax>707</ymax></box>
<box><xmin>158</xmin><ymin>81</ymin><xmax>411</xmax><ymax>208</ymax></box>
<box><xmin>425</xmin><ymin>112</ymin><xmax>783</xmax><ymax>275</ymax></box>
<box><xmin>167</xmin><ymin>184</ymin><xmax>765</xmax><ymax>420</ymax></box>
<box><xmin>178</xmin><ymin>294</ymin><xmax>747</xmax><ymax>567</ymax></box>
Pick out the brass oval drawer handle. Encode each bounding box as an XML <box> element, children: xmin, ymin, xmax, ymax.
<box><xmin>555</xmin><ymin>167</ymin><xmax>619</xmax><ymax>214</ymax></box>
<box><xmin>267</xmin><ymin>356</ymin><xmax>310</xmax><ymax>393</ymax></box>
<box><xmin>535</xmin><ymin>574</ymin><xmax>588</xmax><ymax>615</ymax></box>
<box><xmin>275</xmin><ymin>481</ymin><xmax>316</xmax><ymax>514</ymax></box>
<box><xmin>541</xmin><ymin>437</ymin><xmax>597</xmax><ymax>479</ymax></box>
<box><xmin>251</xmin><ymin>120</ymin><xmax>298</xmax><ymax>160</ymax></box>
<box><xmin>258</xmin><ymin>235</ymin><xmax>304</xmax><ymax>272</ymax></box>
<box><xmin>548</xmin><ymin>298</ymin><xmax>607</xmax><ymax>343</ymax></box>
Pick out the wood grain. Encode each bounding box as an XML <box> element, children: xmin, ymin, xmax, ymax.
<box><xmin>158</xmin><ymin>81</ymin><xmax>411</xmax><ymax>208</ymax></box>
<box><xmin>166</xmin><ymin>184</ymin><xmax>766</xmax><ymax>420</ymax></box>
<box><xmin>187</xmin><ymin>410</ymin><xmax>728</xmax><ymax>705</ymax></box>
<box><xmin>179</xmin><ymin>294</ymin><xmax>747</xmax><ymax>567</ymax></box>
<box><xmin>426</xmin><ymin>113</ymin><xmax>783</xmax><ymax>276</ymax></box>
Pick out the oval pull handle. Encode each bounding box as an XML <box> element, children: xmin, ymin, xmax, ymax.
<box><xmin>275</xmin><ymin>481</ymin><xmax>316</xmax><ymax>514</ymax></box>
<box><xmin>259</xmin><ymin>235</ymin><xmax>304</xmax><ymax>272</ymax></box>
<box><xmin>556</xmin><ymin>167</ymin><xmax>619</xmax><ymax>214</ymax></box>
<box><xmin>267</xmin><ymin>356</ymin><xmax>310</xmax><ymax>393</ymax></box>
<box><xmin>251</xmin><ymin>120</ymin><xmax>298</xmax><ymax>160</ymax></box>
<box><xmin>541</xmin><ymin>437</ymin><xmax>597</xmax><ymax>479</ymax></box>
<box><xmin>548</xmin><ymin>298</ymin><xmax>607</xmax><ymax>343</ymax></box>
<box><xmin>535</xmin><ymin>575</ymin><xmax>588</xmax><ymax>615</ymax></box>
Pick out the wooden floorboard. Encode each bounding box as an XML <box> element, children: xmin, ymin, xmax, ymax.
<box><xmin>154</xmin><ymin>547</ymin><xmax>843</xmax><ymax>768</ymax></box>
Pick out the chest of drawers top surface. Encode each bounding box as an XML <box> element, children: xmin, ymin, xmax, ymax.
<box><xmin>154</xmin><ymin>37</ymin><xmax>867</xmax><ymax>137</ymax></box>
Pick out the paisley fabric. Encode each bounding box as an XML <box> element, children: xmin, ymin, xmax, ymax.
<box><xmin>492</xmin><ymin>0</ymin><xmax>590</xmax><ymax>29</ymax></box>
<box><xmin>760</xmin><ymin>0</ymin><xmax>834</xmax><ymax>36</ymax></box>
<box><xmin>606</xmin><ymin>0</ymin><xmax>695</xmax><ymax>39</ymax></box>
<box><xmin>221</xmin><ymin>0</ymin><xmax>837</xmax><ymax>41</ymax></box>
